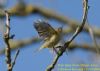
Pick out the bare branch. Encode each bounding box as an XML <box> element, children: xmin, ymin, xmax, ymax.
<box><xmin>46</xmin><ymin>0</ymin><xmax>88</xmax><ymax>71</ymax></box>
<box><xmin>4</xmin><ymin>10</ymin><xmax>12</xmax><ymax>71</ymax></box>
<box><xmin>0</xmin><ymin>37</ymin><xmax>100</xmax><ymax>55</ymax></box>
<box><xmin>0</xmin><ymin>4</ymin><xmax>100</xmax><ymax>37</ymax></box>
<box><xmin>0</xmin><ymin>37</ymin><xmax>40</xmax><ymax>55</ymax></box>
<box><xmin>87</xmin><ymin>24</ymin><xmax>100</xmax><ymax>54</ymax></box>
<box><xmin>3</xmin><ymin>10</ymin><xmax>20</xmax><ymax>71</ymax></box>
<box><xmin>11</xmin><ymin>49</ymin><xmax>20</xmax><ymax>69</ymax></box>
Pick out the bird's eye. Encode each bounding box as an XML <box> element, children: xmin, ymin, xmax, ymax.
<box><xmin>58</xmin><ymin>27</ymin><xmax>62</xmax><ymax>32</ymax></box>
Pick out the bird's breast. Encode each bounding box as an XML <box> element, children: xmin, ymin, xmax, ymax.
<box><xmin>48</xmin><ymin>34</ymin><xmax>60</xmax><ymax>47</ymax></box>
<box><xmin>41</xmin><ymin>34</ymin><xmax>61</xmax><ymax>48</ymax></box>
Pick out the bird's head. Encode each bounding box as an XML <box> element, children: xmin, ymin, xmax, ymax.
<box><xmin>57</xmin><ymin>27</ymin><xmax>63</xmax><ymax>33</ymax></box>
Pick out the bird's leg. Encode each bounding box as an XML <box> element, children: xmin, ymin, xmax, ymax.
<box><xmin>53</xmin><ymin>47</ymin><xmax>59</xmax><ymax>55</ymax></box>
<box><xmin>56</xmin><ymin>46</ymin><xmax>69</xmax><ymax>55</ymax></box>
<box><xmin>58</xmin><ymin>39</ymin><xmax>69</xmax><ymax>55</ymax></box>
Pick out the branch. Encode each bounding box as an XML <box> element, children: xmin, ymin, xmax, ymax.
<box><xmin>68</xmin><ymin>42</ymin><xmax>100</xmax><ymax>53</ymax></box>
<box><xmin>11</xmin><ymin>49</ymin><xmax>20</xmax><ymax>69</ymax></box>
<box><xmin>0</xmin><ymin>4</ymin><xmax>100</xmax><ymax>37</ymax></box>
<box><xmin>0</xmin><ymin>37</ymin><xmax>100</xmax><ymax>55</ymax></box>
<box><xmin>87</xmin><ymin>24</ymin><xmax>100</xmax><ymax>54</ymax></box>
<box><xmin>3</xmin><ymin>11</ymin><xmax>20</xmax><ymax>71</ymax></box>
<box><xmin>46</xmin><ymin>0</ymin><xmax>88</xmax><ymax>71</ymax></box>
<box><xmin>4</xmin><ymin>11</ymin><xmax>12</xmax><ymax>71</ymax></box>
<box><xmin>0</xmin><ymin>37</ymin><xmax>40</xmax><ymax>55</ymax></box>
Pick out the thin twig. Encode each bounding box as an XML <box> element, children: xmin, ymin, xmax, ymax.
<box><xmin>12</xmin><ymin>49</ymin><xmax>20</xmax><ymax>69</ymax></box>
<box><xmin>85</xmin><ymin>7</ymin><xmax>99</xmax><ymax>54</ymax></box>
<box><xmin>46</xmin><ymin>0</ymin><xmax>88</xmax><ymax>71</ymax></box>
<box><xmin>87</xmin><ymin>24</ymin><xmax>100</xmax><ymax>54</ymax></box>
<box><xmin>4</xmin><ymin>11</ymin><xmax>12</xmax><ymax>71</ymax></box>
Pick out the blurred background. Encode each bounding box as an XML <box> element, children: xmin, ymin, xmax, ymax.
<box><xmin>0</xmin><ymin>0</ymin><xmax>100</xmax><ymax>71</ymax></box>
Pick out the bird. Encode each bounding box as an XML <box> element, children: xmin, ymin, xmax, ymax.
<box><xmin>33</xmin><ymin>19</ymin><xmax>63</xmax><ymax>53</ymax></box>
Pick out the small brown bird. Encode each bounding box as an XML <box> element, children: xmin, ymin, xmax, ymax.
<box><xmin>34</xmin><ymin>19</ymin><xmax>62</xmax><ymax>52</ymax></box>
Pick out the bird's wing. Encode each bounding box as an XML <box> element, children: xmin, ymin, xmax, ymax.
<box><xmin>34</xmin><ymin>20</ymin><xmax>57</xmax><ymax>41</ymax></box>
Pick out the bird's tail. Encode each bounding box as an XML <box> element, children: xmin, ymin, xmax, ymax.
<box><xmin>33</xmin><ymin>46</ymin><xmax>44</xmax><ymax>54</ymax></box>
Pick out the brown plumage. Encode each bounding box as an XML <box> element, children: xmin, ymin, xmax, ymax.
<box><xmin>34</xmin><ymin>19</ymin><xmax>62</xmax><ymax>51</ymax></box>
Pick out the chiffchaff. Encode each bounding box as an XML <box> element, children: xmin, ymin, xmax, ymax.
<box><xmin>34</xmin><ymin>20</ymin><xmax>63</xmax><ymax>52</ymax></box>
